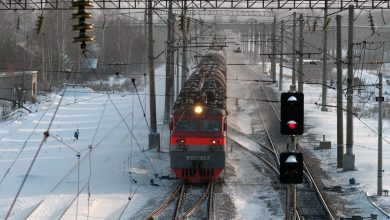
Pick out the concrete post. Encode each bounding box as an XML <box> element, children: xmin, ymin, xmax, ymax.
<box><xmin>321</xmin><ymin>7</ymin><xmax>329</xmax><ymax>111</ymax></box>
<box><xmin>298</xmin><ymin>14</ymin><xmax>303</xmax><ymax>93</ymax></box>
<box><xmin>279</xmin><ymin>20</ymin><xmax>284</xmax><ymax>91</ymax></box>
<box><xmin>378</xmin><ymin>72</ymin><xmax>383</xmax><ymax>195</ymax></box>
<box><xmin>148</xmin><ymin>0</ymin><xmax>160</xmax><ymax>150</ymax></box>
<box><xmin>343</xmin><ymin>5</ymin><xmax>355</xmax><ymax>171</ymax></box>
<box><xmin>336</xmin><ymin>15</ymin><xmax>344</xmax><ymax>168</ymax></box>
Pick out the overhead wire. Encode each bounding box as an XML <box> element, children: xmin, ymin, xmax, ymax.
<box><xmin>5</xmin><ymin>78</ymin><xmax>71</xmax><ymax>219</ymax></box>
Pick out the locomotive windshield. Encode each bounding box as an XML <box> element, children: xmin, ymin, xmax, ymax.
<box><xmin>200</xmin><ymin>120</ymin><xmax>221</xmax><ymax>132</ymax></box>
<box><xmin>175</xmin><ymin>120</ymin><xmax>196</xmax><ymax>131</ymax></box>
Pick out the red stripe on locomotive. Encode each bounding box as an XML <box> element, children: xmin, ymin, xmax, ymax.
<box><xmin>170</xmin><ymin>137</ymin><xmax>226</xmax><ymax>145</ymax></box>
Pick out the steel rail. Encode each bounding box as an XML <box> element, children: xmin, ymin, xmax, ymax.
<box><xmin>145</xmin><ymin>184</ymin><xmax>184</xmax><ymax>220</ymax></box>
<box><xmin>250</xmin><ymin>88</ymin><xmax>281</xmax><ymax>166</ymax></box>
<box><xmin>173</xmin><ymin>184</ymin><xmax>186</xmax><ymax>220</ymax></box>
<box><xmin>229</xmin><ymin>126</ymin><xmax>277</xmax><ymax>157</ymax></box>
<box><xmin>181</xmin><ymin>182</ymin><xmax>212</xmax><ymax>219</ymax></box>
<box><xmin>229</xmin><ymin>137</ymin><xmax>280</xmax><ymax>175</ymax></box>
<box><xmin>207</xmin><ymin>181</ymin><xmax>215</xmax><ymax>220</ymax></box>
<box><xmin>250</xmin><ymin>86</ymin><xmax>301</xmax><ymax>220</ymax></box>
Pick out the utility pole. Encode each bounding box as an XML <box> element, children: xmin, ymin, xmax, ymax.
<box><xmin>170</xmin><ymin>14</ymin><xmax>175</xmax><ymax>105</ymax></box>
<box><xmin>343</xmin><ymin>5</ymin><xmax>355</xmax><ymax>171</ymax></box>
<box><xmin>271</xmin><ymin>16</ymin><xmax>276</xmax><ymax>82</ymax></box>
<box><xmin>163</xmin><ymin>0</ymin><xmax>173</xmax><ymax>123</ymax></box>
<box><xmin>377</xmin><ymin>72</ymin><xmax>383</xmax><ymax>196</ymax></box>
<box><xmin>250</xmin><ymin>22</ymin><xmax>254</xmax><ymax>62</ymax></box>
<box><xmin>321</xmin><ymin>4</ymin><xmax>329</xmax><ymax>111</ymax></box>
<box><xmin>195</xmin><ymin>20</ymin><xmax>199</xmax><ymax>55</ymax></box>
<box><xmin>254</xmin><ymin>20</ymin><xmax>258</xmax><ymax>65</ymax></box>
<box><xmin>147</xmin><ymin>0</ymin><xmax>160</xmax><ymax>150</ymax></box>
<box><xmin>336</xmin><ymin>15</ymin><xmax>344</xmax><ymax>168</ymax></box>
<box><xmin>180</xmin><ymin>2</ymin><xmax>188</xmax><ymax>89</ymax></box>
<box><xmin>291</xmin><ymin>12</ymin><xmax>296</xmax><ymax>91</ymax></box>
<box><xmin>261</xmin><ymin>23</ymin><xmax>266</xmax><ymax>74</ymax></box>
<box><xmin>176</xmin><ymin>40</ymin><xmax>180</xmax><ymax>98</ymax></box>
<box><xmin>279</xmin><ymin>20</ymin><xmax>284</xmax><ymax>91</ymax></box>
<box><xmin>246</xmin><ymin>20</ymin><xmax>249</xmax><ymax>59</ymax></box>
<box><xmin>298</xmin><ymin>14</ymin><xmax>303</xmax><ymax>93</ymax></box>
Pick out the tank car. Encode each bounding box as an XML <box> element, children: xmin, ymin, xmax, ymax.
<box><xmin>169</xmin><ymin>49</ymin><xmax>227</xmax><ymax>183</ymax></box>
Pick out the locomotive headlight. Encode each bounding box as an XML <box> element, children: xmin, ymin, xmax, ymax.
<box><xmin>194</xmin><ymin>105</ymin><xmax>203</xmax><ymax>114</ymax></box>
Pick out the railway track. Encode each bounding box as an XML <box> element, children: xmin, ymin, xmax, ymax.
<box><xmin>147</xmin><ymin>182</ymin><xmax>215</xmax><ymax>220</ymax></box>
<box><xmin>248</xmin><ymin>86</ymin><xmax>334</xmax><ymax>220</ymax></box>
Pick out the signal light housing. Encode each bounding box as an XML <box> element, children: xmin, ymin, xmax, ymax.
<box><xmin>280</xmin><ymin>92</ymin><xmax>304</xmax><ymax>135</ymax></box>
<box><xmin>279</xmin><ymin>152</ymin><xmax>304</xmax><ymax>184</ymax></box>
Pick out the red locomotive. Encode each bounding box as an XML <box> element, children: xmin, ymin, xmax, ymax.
<box><xmin>169</xmin><ymin>50</ymin><xmax>227</xmax><ymax>183</ymax></box>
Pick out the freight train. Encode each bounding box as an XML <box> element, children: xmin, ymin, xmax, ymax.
<box><xmin>169</xmin><ymin>49</ymin><xmax>227</xmax><ymax>183</ymax></box>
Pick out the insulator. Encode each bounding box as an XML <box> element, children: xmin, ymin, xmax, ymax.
<box><xmin>71</xmin><ymin>0</ymin><xmax>93</xmax><ymax>8</ymax></box>
<box><xmin>72</xmin><ymin>11</ymin><xmax>93</xmax><ymax>19</ymax></box>
<box><xmin>179</xmin><ymin>15</ymin><xmax>185</xmax><ymax>30</ymax></box>
<box><xmin>312</xmin><ymin>18</ymin><xmax>317</xmax><ymax>33</ymax></box>
<box><xmin>186</xmin><ymin>17</ymin><xmax>190</xmax><ymax>31</ymax></box>
<box><xmin>73</xmin><ymin>23</ymin><xmax>94</xmax><ymax>31</ymax></box>
<box><xmin>36</xmin><ymin>15</ymin><xmax>44</xmax><ymax>34</ymax></box>
<box><xmin>72</xmin><ymin>0</ymin><xmax>94</xmax><ymax>50</ymax></box>
<box><xmin>323</xmin><ymin>17</ymin><xmax>331</xmax><ymax>30</ymax></box>
<box><xmin>368</xmin><ymin>12</ymin><xmax>376</xmax><ymax>34</ymax></box>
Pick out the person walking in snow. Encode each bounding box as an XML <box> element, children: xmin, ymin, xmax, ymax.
<box><xmin>74</xmin><ymin>129</ymin><xmax>79</xmax><ymax>140</ymax></box>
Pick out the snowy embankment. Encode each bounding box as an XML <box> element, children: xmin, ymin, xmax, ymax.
<box><xmin>0</xmin><ymin>65</ymin><xmax>175</xmax><ymax>219</ymax></box>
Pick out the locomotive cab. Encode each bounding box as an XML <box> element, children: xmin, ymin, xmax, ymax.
<box><xmin>170</xmin><ymin>106</ymin><xmax>227</xmax><ymax>182</ymax></box>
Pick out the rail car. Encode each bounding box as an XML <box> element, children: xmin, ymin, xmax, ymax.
<box><xmin>169</xmin><ymin>49</ymin><xmax>227</xmax><ymax>183</ymax></box>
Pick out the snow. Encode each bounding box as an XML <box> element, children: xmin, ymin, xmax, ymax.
<box><xmin>0</xmin><ymin>46</ymin><xmax>389</xmax><ymax>219</ymax></box>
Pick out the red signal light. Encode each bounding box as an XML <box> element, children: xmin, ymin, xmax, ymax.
<box><xmin>287</xmin><ymin>121</ymin><xmax>297</xmax><ymax>130</ymax></box>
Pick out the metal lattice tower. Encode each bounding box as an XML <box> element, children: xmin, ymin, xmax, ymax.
<box><xmin>1</xmin><ymin>0</ymin><xmax>390</xmax><ymax>10</ymax></box>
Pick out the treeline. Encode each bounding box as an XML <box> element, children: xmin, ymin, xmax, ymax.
<box><xmin>0</xmin><ymin>9</ymin><xmax>167</xmax><ymax>92</ymax></box>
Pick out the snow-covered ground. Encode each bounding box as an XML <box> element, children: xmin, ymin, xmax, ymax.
<box><xmin>0</xmin><ymin>47</ymin><xmax>390</xmax><ymax>219</ymax></box>
<box><xmin>267</xmin><ymin>58</ymin><xmax>390</xmax><ymax>218</ymax></box>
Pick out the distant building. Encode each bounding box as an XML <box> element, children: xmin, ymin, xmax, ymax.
<box><xmin>0</xmin><ymin>71</ymin><xmax>38</xmax><ymax>106</ymax></box>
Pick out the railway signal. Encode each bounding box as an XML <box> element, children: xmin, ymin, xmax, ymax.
<box><xmin>279</xmin><ymin>152</ymin><xmax>303</xmax><ymax>184</ymax></box>
<box><xmin>280</xmin><ymin>92</ymin><xmax>304</xmax><ymax>135</ymax></box>
<box><xmin>72</xmin><ymin>0</ymin><xmax>95</xmax><ymax>50</ymax></box>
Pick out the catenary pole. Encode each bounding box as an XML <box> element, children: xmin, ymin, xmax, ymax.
<box><xmin>180</xmin><ymin>1</ymin><xmax>188</xmax><ymax>89</ymax></box>
<box><xmin>279</xmin><ymin>20</ymin><xmax>284</xmax><ymax>91</ymax></box>
<box><xmin>378</xmin><ymin>72</ymin><xmax>383</xmax><ymax>195</ymax></box>
<box><xmin>344</xmin><ymin>5</ymin><xmax>355</xmax><ymax>171</ymax></box>
<box><xmin>271</xmin><ymin>16</ymin><xmax>276</xmax><ymax>81</ymax></box>
<box><xmin>298</xmin><ymin>14</ymin><xmax>303</xmax><ymax>93</ymax></box>
<box><xmin>254</xmin><ymin>20</ymin><xmax>259</xmax><ymax>65</ymax></box>
<box><xmin>147</xmin><ymin>0</ymin><xmax>160</xmax><ymax>149</ymax></box>
<box><xmin>262</xmin><ymin>23</ymin><xmax>266</xmax><ymax>74</ymax></box>
<box><xmin>170</xmin><ymin>12</ymin><xmax>175</xmax><ymax>106</ymax></box>
<box><xmin>321</xmin><ymin>4</ymin><xmax>329</xmax><ymax>111</ymax></box>
<box><xmin>336</xmin><ymin>15</ymin><xmax>344</xmax><ymax>168</ymax></box>
<box><xmin>163</xmin><ymin>1</ymin><xmax>173</xmax><ymax>123</ymax></box>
